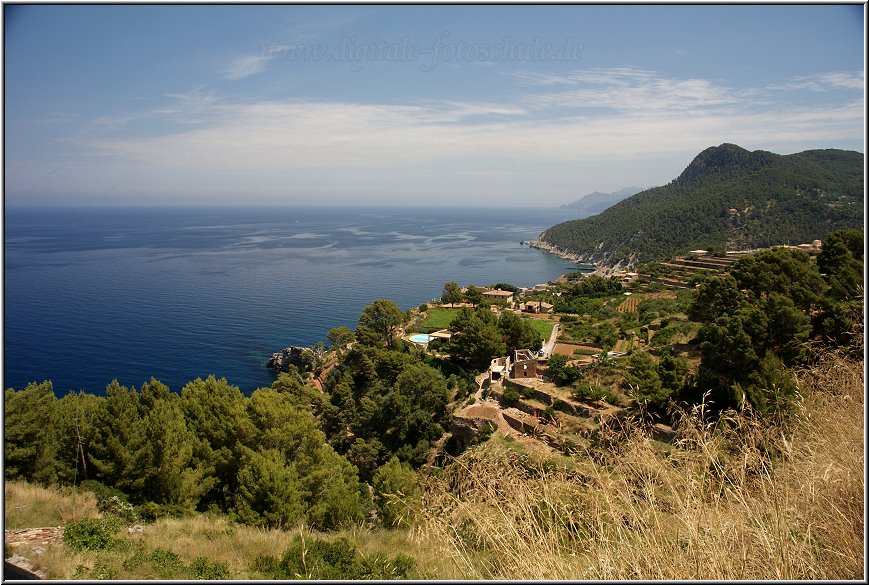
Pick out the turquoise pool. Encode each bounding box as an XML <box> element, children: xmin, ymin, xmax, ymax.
<box><xmin>408</xmin><ymin>333</ymin><xmax>434</xmax><ymax>343</ymax></box>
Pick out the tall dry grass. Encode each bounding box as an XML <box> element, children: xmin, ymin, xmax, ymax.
<box><xmin>414</xmin><ymin>350</ymin><xmax>864</xmax><ymax>580</ymax></box>
<box><xmin>4</xmin><ymin>480</ymin><xmax>100</xmax><ymax>529</ymax></box>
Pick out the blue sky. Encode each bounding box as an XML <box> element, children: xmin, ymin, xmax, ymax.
<box><xmin>4</xmin><ymin>4</ymin><xmax>865</xmax><ymax>207</ymax></box>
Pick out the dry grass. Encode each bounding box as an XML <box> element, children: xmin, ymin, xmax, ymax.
<box><xmin>4</xmin><ymin>480</ymin><xmax>100</xmax><ymax>529</ymax></box>
<box><xmin>6</xmin><ymin>500</ymin><xmax>449</xmax><ymax>579</ymax></box>
<box><xmin>414</xmin><ymin>350</ymin><xmax>864</xmax><ymax>580</ymax></box>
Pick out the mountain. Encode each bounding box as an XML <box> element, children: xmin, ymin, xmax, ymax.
<box><xmin>538</xmin><ymin>144</ymin><xmax>864</xmax><ymax>267</ymax></box>
<box><xmin>558</xmin><ymin>186</ymin><xmax>645</xmax><ymax>218</ymax></box>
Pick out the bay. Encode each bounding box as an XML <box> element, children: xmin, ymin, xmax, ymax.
<box><xmin>3</xmin><ymin>205</ymin><xmax>590</xmax><ymax>395</ymax></box>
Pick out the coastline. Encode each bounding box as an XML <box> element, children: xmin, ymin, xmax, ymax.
<box><xmin>526</xmin><ymin>238</ymin><xmax>610</xmax><ymax>277</ymax></box>
<box><xmin>8</xmin><ymin>206</ymin><xmax>580</xmax><ymax>396</ymax></box>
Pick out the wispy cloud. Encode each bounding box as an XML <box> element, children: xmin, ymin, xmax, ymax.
<box><xmin>510</xmin><ymin>67</ymin><xmax>760</xmax><ymax>112</ymax></box>
<box><xmin>768</xmin><ymin>71</ymin><xmax>864</xmax><ymax>92</ymax></box>
<box><xmin>222</xmin><ymin>55</ymin><xmax>267</xmax><ymax>80</ymax></box>
<box><xmin>80</xmin><ymin>88</ymin><xmax>862</xmax><ymax>171</ymax></box>
<box><xmin>41</xmin><ymin>67</ymin><xmax>862</xmax><ymax>203</ymax></box>
<box><xmin>91</xmin><ymin>88</ymin><xmax>219</xmax><ymax>129</ymax></box>
<box><xmin>219</xmin><ymin>14</ymin><xmax>363</xmax><ymax>82</ymax></box>
<box><xmin>508</xmin><ymin>67</ymin><xmax>657</xmax><ymax>87</ymax></box>
<box><xmin>43</xmin><ymin>111</ymin><xmax>81</xmax><ymax>123</ymax></box>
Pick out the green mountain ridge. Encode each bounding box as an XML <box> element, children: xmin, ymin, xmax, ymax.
<box><xmin>539</xmin><ymin>143</ymin><xmax>864</xmax><ymax>266</ymax></box>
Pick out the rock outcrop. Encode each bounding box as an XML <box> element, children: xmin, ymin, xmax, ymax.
<box><xmin>266</xmin><ymin>346</ymin><xmax>313</xmax><ymax>373</ymax></box>
<box><xmin>445</xmin><ymin>414</ymin><xmax>496</xmax><ymax>456</ymax></box>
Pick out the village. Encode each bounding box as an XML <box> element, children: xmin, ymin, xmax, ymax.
<box><xmin>401</xmin><ymin>241</ymin><xmax>826</xmax><ymax>458</ymax></box>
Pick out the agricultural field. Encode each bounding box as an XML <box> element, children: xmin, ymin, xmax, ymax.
<box><xmin>611</xmin><ymin>335</ymin><xmax>640</xmax><ymax>353</ymax></box>
<box><xmin>616</xmin><ymin>292</ymin><xmax>678</xmax><ymax>313</ymax></box>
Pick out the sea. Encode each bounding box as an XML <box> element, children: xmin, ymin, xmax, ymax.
<box><xmin>3</xmin><ymin>205</ymin><xmax>591</xmax><ymax>396</ymax></box>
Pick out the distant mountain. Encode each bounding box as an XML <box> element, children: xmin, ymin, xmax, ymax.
<box><xmin>559</xmin><ymin>186</ymin><xmax>645</xmax><ymax>218</ymax></box>
<box><xmin>539</xmin><ymin>144</ymin><xmax>864</xmax><ymax>267</ymax></box>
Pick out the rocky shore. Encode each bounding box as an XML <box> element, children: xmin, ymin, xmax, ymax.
<box><xmin>266</xmin><ymin>346</ymin><xmax>314</xmax><ymax>372</ymax></box>
<box><xmin>526</xmin><ymin>238</ymin><xmax>612</xmax><ymax>276</ymax></box>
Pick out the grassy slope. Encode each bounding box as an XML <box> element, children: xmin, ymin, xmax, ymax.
<box><xmin>415</xmin><ymin>349</ymin><xmax>865</xmax><ymax>580</ymax></box>
<box><xmin>524</xmin><ymin>317</ymin><xmax>554</xmax><ymax>340</ymax></box>
<box><xmin>3</xmin><ymin>497</ymin><xmax>455</xmax><ymax>580</ymax></box>
<box><xmin>416</xmin><ymin>307</ymin><xmax>460</xmax><ymax>330</ymax></box>
<box><xmin>4</xmin><ymin>481</ymin><xmax>100</xmax><ymax>529</ymax></box>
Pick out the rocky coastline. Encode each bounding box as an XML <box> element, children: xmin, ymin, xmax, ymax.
<box><xmin>526</xmin><ymin>238</ymin><xmax>612</xmax><ymax>276</ymax></box>
<box><xmin>266</xmin><ymin>346</ymin><xmax>314</xmax><ymax>373</ymax></box>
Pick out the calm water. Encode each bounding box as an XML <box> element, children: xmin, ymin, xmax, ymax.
<box><xmin>4</xmin><ymin>206</ymin><xmax>588</xmax><ymax>395</ymax></box>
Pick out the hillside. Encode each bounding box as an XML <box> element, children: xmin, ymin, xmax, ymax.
<box><xmin>539</xmin><ymin>144</ymin><xmax>864</xmax><ymax>266</ymax></box>
<box><xmin>558</xmin><ymin>186</ymin><xmax>645</xmax><ymax>218</ymax></box>
<box><xmin>6</xmin><ymin>349</ymin><xmax>863</xmax><ymax>579</ymax></box>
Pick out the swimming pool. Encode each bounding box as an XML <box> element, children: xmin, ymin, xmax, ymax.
<box><xmin>408</xmin><ymin>333</ymin><xmax>434</xmax><ymax>343</ymax></box>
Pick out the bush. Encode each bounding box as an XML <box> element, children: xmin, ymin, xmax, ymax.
<box><xmin>574</xmin><ymin>383</ymin><xmax>619</xmax><ymax>405</ymax></box>
<box><xmin>99</xmin><ymin>495</ymin><xmax>139</xmax><ymax>524</ymax></box>
<box><xmin>78</xmin><ymin>480</ymin><xmax>129</xmax><ymax>506</ymax></box>
<box><xmin>268</xmin><ymin>536</ymin><xmax>417</xmax><ymax>580</ymax></box>
<box><xmin>144</xmin><ymin>548</ymin><xmax>186</xmax><ymax>577</ymax></box>
<box><xmin>123</xmin><ymin>547</ymin><xmax>229</xmax><ymax>579</ymax></box>
<box><xmin>190</xmin><ymin>556</ymin><xmax>230</xmax><ymax>580</ymax></box>
<box><xmin>372</xmin><ymin>457</ymin><xmax>419</xmax><ymax>528</ymax></box>
<box><xmin>135</xmin><ymin>501</ymin><xmax>193</xmax><ymax>522</ymax></box>
<box><xmin>502</xmin><ymin>387</ymin><xmax>521</xmax><ymax>405</ymax></box>
<box><xmin>63</xmin><ymin>517</ymin><xmax>122</xmax><ymax>551</ymax></box>
<box><xmin>251</xmin><ymin>554</ymin><xmax>280</xmax><ymax>576</ymax></box>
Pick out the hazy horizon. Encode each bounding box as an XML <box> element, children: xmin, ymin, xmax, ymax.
<box><xmin>4</xmin><ymin>4</ymin><xmax>864</xmax><ymax>208</ymax></box>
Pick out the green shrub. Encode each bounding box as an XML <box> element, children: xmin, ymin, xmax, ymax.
<box><xmin>99</xmin><ymin>495</ymin><xmax>139</xmax><ymax>524</ymax></box>
<box><xmin>91</xmin><ymin>560</ymin><xmax>119</xmax><ymax>580</ymax></box>
<box><xmin>144</xmin><ymin>548</ymin><xmax>187</xmax><ymax>579</ymax></box>
<box><xmin>502</xmin><ymin>387</ymin><xmax>520</xmax><ymax>405</ymax></box>
<box><xmin>78</xmin><ymin>479</ymin><xmax>125</xmax><ymax>501</ymax></box>
<box><xmin>63</xmin><ymin>517</ymin><xmax>122</xmax><ymax>551</ymax></box>
<box><xmin>574</xmin><ymin>382</ymin><xmax>619</xmax><ymax>404</ymax></box>
<box><xmin>251</xmin><ymin>554</ymin><xmax>280</xmax><ymax>576</ymax></box>
<box><xmin>135</xmin><ymin>501</ymin><xmax>193</xmax><ymax>522</ymax></box>
<box><xmin>190</xmin><ymin>556</ymin><xmax>230</xmax><ymax>580</ymax></box>
<box><xmin>269</xmin><ymin>536</ymin><xmax>417</xmax><ymax>580</ymax></box>
<box><xmin>372</xmin><ymin>457</ymin><xmax>420</xmax><ymax>528</ymax></box>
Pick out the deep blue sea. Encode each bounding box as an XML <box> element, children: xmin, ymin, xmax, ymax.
<box><xmin>4</xmin><ymin>206</ymin><xmax>588</xmax><ymax>396</ymax></box>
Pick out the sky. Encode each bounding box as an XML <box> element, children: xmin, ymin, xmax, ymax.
<box><xmin>3</xmin><ymin>4</ymin><xmax>865</xmax><ymax>207</ymax></box>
